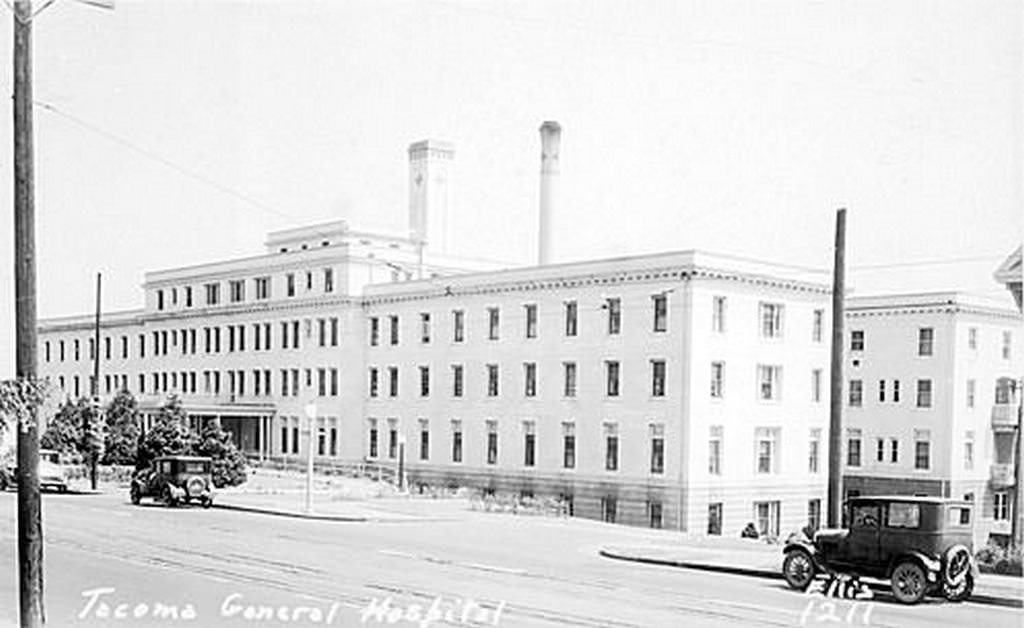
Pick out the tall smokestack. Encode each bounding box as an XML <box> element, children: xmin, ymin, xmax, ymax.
<box><xmin>538</xmin><ymin>121</ymin><xmax>561</xmax><ymax>265</ymax></box>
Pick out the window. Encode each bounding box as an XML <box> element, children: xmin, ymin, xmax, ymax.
<box><xmin>563</xmin><ymin>362</ymin><xmax>577</xmax><ymax>397</ymax></box>
<box><xmin>286</xmin><ymin>273</ymin><xmax>296</xmax><ymax>297</ymax></box>
<box><xmin>709</xmin><ymin>426</ymin><xmax>722</xmax><ymax>475</ymax></box>
<box><xmin>808</xmin><ymin>428</ymin><xmax>820</xmax><ymax>473</ymax></box>
<box><xmin>306</xmin><ymin>271</ymin><xmax>313</xmax><ymax>291</ymax></box>
<box><xmin>524</xmin><ymin>362</ymin><xmax>537</xmax><ymax>397</ymax></box>
<box><xmin>156</xmin><ymin>290</ymin><xmax>165</xmax><ymax>311</ymax></box>
<box><xmin>606</xmin><ymin>298</ymin><xmax>621</xmax><ymax>334</ymax></box>
<box><xmin>317</xmin><ymin>368</ymin><xmax>327</xmax><ymax>396</ymax></box>
<box><xmin>712</xmin><ymin>296</ymin><xmax>726</xmax><ymax>333</ymax></box>
<box><xmin>878</xmin><ymin>380</ymin><xmax>886</xmax><ymax>402</ymax></box>
<box><xmin>996</xmin><ymin>378</ymin><xmax>1014</xmax><ymax>404</ymax></box>
<box><xmin>389</xmin><ymin>315</ymin><xmax>399</xmax><ymax>346</ymax></box>
<box><xmin>807</xmin><ymin>499</ymin><xmax>822</xmax><ymax>531</ymax></box>
<box><xmin>486</xmin><ymin>421</ymin><xmax>498</xmax><ymax>465</ymax></box>
<box><xmin>486</xmin><ymin>307</ymin><xmax>500</xmax><ymax>340</ymax></box>
<box><xmin>1002</xmin><ymin>331</ymin><xmax>1012</xmax><ymax>359</ymax></box>
<box><xmin>291</xmin><ymin>321</ymin><xmax>299</xmax><ymax>349</ymax></box>
<box><xmin>887</xmin><ymin>503</ymin><xmax>921</xmax><ymax>529</ymax></box>
<box><xmin>847</xmin><ymin>428</ymin><xmax>862</xmax><ymax>467</ymax></box>
<box><xmin>918</xmin><ymin>327</ymin><xmax>934</xmax><ymax>356</ymax></box>
<box><xmin>756</xmin><ymin>427</ymin><xmax>778</xmax><ymax>474</ymax></box>
<box><xmin>388</xmin><ymin>367</ymin><xmax>399</xmax><ymax>397</ymax></box>
<box><xmin>812</xmin><ymin>309</ymin><xmax>824</xmax><ymax>342</ymax></box>
<box><xmin>419</xmin><ymin>366</ymin><xmax>430</xmax><ymax>397</ymax></box>
<box><xmin>525</xmin><ymin>304</ymin><xmax>537</xmax><ymax>339</ymax></box>
<box><xmin>967</xmin><ymin>327</ymin><xmax>977</xmax><ymax>350</ymax></box>
<box><xmin>255</xmin><ymin>276</ymin><xmax>270</xmax><ymax>300</ymax></box>
<box><xmin>651</xmin><ymin>359</ymin><xmax>666</xmax><ymax>397</ymax></box>
<box><xmin>368</xmin><ymin>420</ymin><xmax>378</xmax><ymax>458</ymax></box>
<box><xmin>323</xmin><ymin>268</ymin><xmax>334</xmax><ymax>293</ymax></box>
<box><xmin>330</xmin><ymin>318</ymin><xmax>338</xmax><ymax>346</ymax></box>
<box><xmin>420</xmin><ymin>313</ymin><xmax>431</xmax><ymax>344</ymax></box>
<box><xmin>184</xmin><ymin>286</ymin><xmax>193</xmax><ymax>307</ymax></box>
<box><xmin>368</xmin><ymin>368</ymin><xmax>378</xmax><ymax>397</ymax></box>
<box><xmin>452</xmin><ymin>310</ymin><xmax>465</xmax><ymax>342</ymax></box>
<box><xmin>523</xmin><ymin>422</ymin><xmax>536</xmax><ymax>467</ymax></box>
<box><xmin>419</xmin><ymin>419</ymin><xmax>429</xmax><ymax>461</ymax></box>
<box><xmin>757</xmin><ymin>365</ymin><xmax>781</xmax><ymax>401</ymax></box>
<box><xmin>707</xmin><ymin>503</ymin><xmax>723</xmax><ymax>535</ymax></box>
<box><xmin>848</xmin><ymin>379</ymin><xmax>863</xmax><ymax>407</ymax></box>
<box><xmin>890</xmin><ymin>438</ymin><xmax>899</xmax><ymax>463</ymax></box>
<box><xmin>914</xmin><ymin>429</ymin><xmax>931</xmax><ymax>470</ymax></box>
<box><xmin>229</xmin><ymin>280</ymin><xmax>245</xmax><ymax>303</ymax></box>
<box><xmin>606</xmin><ymin>360</ymin><xmax>620</xmax><ymax>396</ymax></box>
<box><xmin>966</xmin><ymin>379</ymin><xmax>976</xmax><ymax>408</ymax></box>
<box><xmin>601</xmin><ymin>497</ymin><xmax>617</xmax><ymax>524</ymax></box>
<box><xmin>893</xmin><ymin>379</ymin><xmax>901</xmax><ymax>402</ymax></box>
<box><xmin>652</xmin><ymin>294</ymin><xmax>668</xmax><ymax>332</ymax></box>
<box><xmin>994</xmin><ymin>492</ymin><xmax>1009</xmax><ymax>520</ymax></box>
<box><xmin>648</xmin><ymin>501</ymin><xmax>663</xmax><ymax>529</ymax></box>
<box><xmin>710</xmin><ymin>362</ymin><xmax>724</xmax><ymax>398</ymax></box>
<box><xmin>562</xmin><ymin>423</ymin><xmax>575</xmax><ymax>469</ymax></box>
<box><xmin>812</xmin><ymin>369</ymin><xmax>823</xmax><ymax>403</ymax></box>
<box><xmin>452</xmin><ymin>365</ymin><xmax>464</xmax><ymax>397</ymax></box>
<box><xmin>318</xmin><ymin>319</ymin><xmax>326</xmax><ymax>347</ymax></box>
<box><xmin>963</xmin><ymin>431</ymin><xmax>974</xmax><ymax>470</ymax></box>
<box><xmin>204</xmin><ymin>283</ymin><xmax>220</xmax><ymax>306</ymax></box>
<box><xmin>650</xmin><ymin>424</ymin><xmax>664</xmax><ymax>474</ymax></box>
<box><xmin>564</xmin><ymin>301</ymin><xmax>578</xmax><ymax>336</ymax></box>
<box><xmin>369</xmin><ymin>317</ymin><xmax>379</xmax><ymax>346</ymax></box>
<box><xmin>759</xmin><ymin>302</ymin><xmax>783</xmax><ymax>338</ymax></box>
<box><xmin>876</xmin><ymin>437</ymin><xmax>885</xmax><ymax>463</ymax></box>
<box><xmin>916</xmin><ymin>379</ymin><xmax>932</xmax><ymax>408</ymax></box>
<box><xmin>451</xmin><ymin>420</ymin><xmax>463</xmax><ymax>463</ymax></box>
<box><xmin>487</xmin><ymin>364</ymin><xmax>499</xmax><ymax>397</ymax></box>
<box><xmin>850</xmin><ymin>330</ymin><xmax>864</xmax><ymax>352</ymax></box>
<box><xmin>604</xmin><ymin>423</ymin><xmax>619</xmax><ymax>471</ymax></box>
<box><xmin>754</xmin><ymin>501</ymin><xmax>781</xmax><ymax>538</ymax></box>
<box><xmin>388</xmin><ymin>421</ymin><xmax>398</xmax><ymax>459</ymax></box>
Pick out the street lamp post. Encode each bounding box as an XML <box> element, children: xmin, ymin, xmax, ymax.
<box><xmin>397</xmin><ymin>433</ymin><xmax>406</xmax><ymax>492</ymax></box>
<box><xmin>303</xmin><ymin>402</ymin><xmax>316</xmax><ymax>514</ymax></box>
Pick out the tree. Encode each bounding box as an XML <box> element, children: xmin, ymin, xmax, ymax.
<box><xmin>39</xmin><ymin>397</ymin><xmax>86</xmax><ymax>459</ymax></box>
<box><xmin>102</xmin><ymin>389</ymin><xmax>140</xmax><ymax>465</ymax></box>
<box><xmin>193</xmin><ymin>421</ymin><xmax>248</xmax><ymax>488</ymax></box>
<box><xmin>135</xmin><ymin>396</ymin><xmax>196</xmax><ymax>470</ymax></box>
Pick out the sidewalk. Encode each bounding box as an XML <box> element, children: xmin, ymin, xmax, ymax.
<box><xmin>599</xmin><ymin>537</ymin><xmax>1023</xmax><ymax>608</ymax></box>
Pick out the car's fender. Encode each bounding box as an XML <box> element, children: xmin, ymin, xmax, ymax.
<box><xmin>783</xmin><ymin>540</ymin><xmax>824</xmax><ymax>569</ymax></box>
<box><xmin>888</xmin><ymin>550</ymin><xmax>942</xmax><ymax>582</ymax></box>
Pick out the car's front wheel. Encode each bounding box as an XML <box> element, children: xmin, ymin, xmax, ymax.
<box><xmin>891</xmin><ymin>560</ymin><xmax>928</xmax><ymax>604</ymax></box>
<box><xmin>783</xmin><ymin>549</ymin><xmax>816</xmax><ymax>591</ymax></box>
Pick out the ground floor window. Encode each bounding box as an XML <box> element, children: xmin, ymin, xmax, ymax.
<box><xmin>708</xmin><ymin>502</ymin><xmax>723</xmax><ymax>535</ymax></box>
<box><xmin>601</xmin><ymin>497</ymin><xmax>617</xmax><ymax>523</ymax></box>
<box><xmin>560</xmin><ymin>494</ymin><xmax>574</xmax><ymax>517</ymax></box>
<box><xmin>648</xmin><ymin>501</ymin><xmax>663</xmax><ymax>529</ymax></box>
<box><xmin>807</xmin><ymin>499</ymin><xmax>821</xmax><ymax>532</ymax></box>
<box><xmin>280</xmin><ymin>426</ymin><xmax>288</xmax><ymax>454</ymax></box>
<box><xmin>994</xmin><ymin>492</ymin><xmax>1009</xmax><ymax>521</ymax></box>
<box><xmin>754</xmin><ymin>500</ymin><xmax>781</xmax><ymax>538</ymax></box>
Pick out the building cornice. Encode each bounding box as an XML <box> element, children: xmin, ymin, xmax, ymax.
<box><xmin>847</xmin><ymin>303</ymin><xmax>1022</xmax><ymax>321</ymax></box>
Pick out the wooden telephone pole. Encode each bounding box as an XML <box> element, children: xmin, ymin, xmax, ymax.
<box><xmin>827</xmin><ymin>208</ymin><xmax>847</xmax><ymax>528</ymax></box>
<box><xmin>13</xmin><ymin>0</ymin><xmax>44</xmax><ymax>626</ymax></box>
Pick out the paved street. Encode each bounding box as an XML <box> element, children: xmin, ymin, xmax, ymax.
<box><xmin>1</xmin><ymin>490</ymin><xmax>1020</xmax><ymax>628</ymax></box>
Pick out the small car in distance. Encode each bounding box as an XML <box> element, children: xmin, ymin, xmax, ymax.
<box><xmin>1</xmin><ymin>449</ymin><xmax>69</xmax><ymax>492</ymax></box>
<box><xmin>782</xmin><ymin>496</ymin><xmax>977</xmax><ymax>604</ymax></box>
<box><xmin>130</xmin><ymin>455</ymin><xmax>214</xmax><ymax>508</ymax></box>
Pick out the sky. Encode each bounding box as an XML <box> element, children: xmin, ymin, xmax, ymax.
<box><xmin>0</xmin><ymin>0</ymin><xmax>1021</xmax><ymax>378</ymax></box>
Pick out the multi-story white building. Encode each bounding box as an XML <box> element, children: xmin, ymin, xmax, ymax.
<box><xmin>35</xmin><ymin>129</ymin><xmax>833</xmax><ymax>534</ymax></box>
<box><xmin>842</xmin><ymin>292</ymin><xmax>1023</xmax><ymax>544</ymax></box>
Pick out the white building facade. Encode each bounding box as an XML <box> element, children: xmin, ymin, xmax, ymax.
<box><xmin>842</xmin><ymin>293</ymin><xmax>1023</xmax><ymax>545</ymax></box>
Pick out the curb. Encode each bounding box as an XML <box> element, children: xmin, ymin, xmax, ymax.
<box><xmin>213</xmin><ymin>502</ymin><xmax>368</xmax><ymax>522</ymax></box>
<box><xmin>598</xmin><ymin>549</ymin><xmax>1023</xmax><ymax>609</ymax></box>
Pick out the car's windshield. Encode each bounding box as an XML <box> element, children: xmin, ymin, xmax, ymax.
<box><xmin>183</xmin><ymin>462</ymin><xmax>209</xmax><ymax>473</ymax></box>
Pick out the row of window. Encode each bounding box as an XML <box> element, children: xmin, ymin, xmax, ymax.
<box><xmin>154</xmin><ymin>268</ymin><xmax>336</xmax><ymax>311</ymax></box>
<box><xmin>707</xmin><ymin>426</ymin><xmax>817</xmax><ymax>476</ymax></box>
<box><xmin>850</xmin><ymin>327</ymin><xmax>1014</xmax><ymax>359</ymax></box>
<box><xmin>43</xmin><ymin>318</ymin><xmax>343</xmax><ymax>364</ymax></box>
<box><xmin>55</xmin><ymin>366</ymin><xmax>342</xmax><ymax>399</ymax></box>
<box><xmin>367</xmin><ymin>360</ymin><xmax>670</xmax><ymax>399</ymax></box>
<box><xmin>849</xmin><ymin>378</ymin><xmax>933</xmax><ymax>408</ymax></box>
<box><xmin>845</xmin><ymin>428</ymin><xmax>933</xmax><ymax>470</ymax></box>
<box><xmin>364</xmin><ymin>418</ymin><xmax>668</xmax><ymax>473</ymax></box>
<box><xmin>278</xmin><ymin>415</ymin><xmax>341</xmax><ymax>457</ymax></box>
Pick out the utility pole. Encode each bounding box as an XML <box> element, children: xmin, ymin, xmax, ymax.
<box><xmin>89</xmin><ymin>272</ymin><xmax>101</xmax><ymax>490</ymax></box>
<box><xmin>13</xmin><ymin>0</ymin><xmax>44</xmax><ymax>625</ymax></box>
<box><xmin>827</xmin><ymin>208</ymin><xmax>847</xmax><ymax>529</ymax></box>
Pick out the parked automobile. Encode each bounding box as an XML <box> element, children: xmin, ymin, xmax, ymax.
<box><xmin>130</xmin><ymin>455</ymin><xmax>214</xmax><ymax>508</ymax></box>
<box><xmin>1</xmin><ymin>449</ymin><xmax>68</xmax><ymax>492</ymax></box>
<box><xmin>782</xmin><ymin>496</ymin><xmax>977</xmax><ymax>604</ymax></box>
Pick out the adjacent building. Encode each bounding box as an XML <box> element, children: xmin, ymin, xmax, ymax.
<box><xmin>842</xmin><ymin>292</ymin><xmax>1023</xmax><ymax>545</ymax></box>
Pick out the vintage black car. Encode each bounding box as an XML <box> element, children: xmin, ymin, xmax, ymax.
<box><xmin>130</xmin><ymin>455</ymin><xmax>214</xmax><ymax>508</ymax></box>
<box><xmin>782</xmin><ymin>496</ymin><xmax>977</xmax><ymax>604</ymax></box>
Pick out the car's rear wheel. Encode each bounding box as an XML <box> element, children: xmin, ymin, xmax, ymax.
<box><xmin>783</xmin><ymin>549</ymin><xmax>816</xmax><ymax>591</ymax></box>
<box><xmin>130</xmin><ymin>485</ymin><xmax>141</xmax><ymax>505</ymax></box>
<box><xmin>891</xmin><ymin>560</ymin><xmax>927</xmax><ymax>604</ymax></box>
